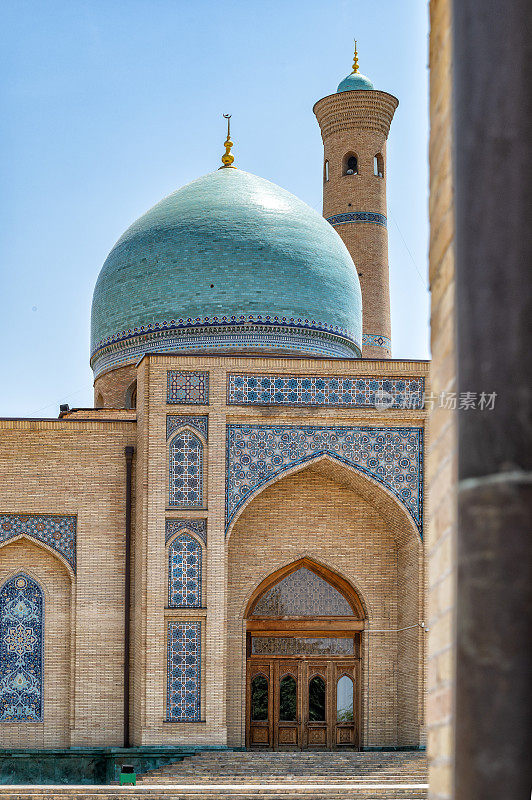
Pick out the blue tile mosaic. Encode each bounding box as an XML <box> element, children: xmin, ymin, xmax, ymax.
<box><xmin>226</xmin><ymin>425</ymin><xmax>423</xmax><ymax>535</ymax></box>
<box><xmin>167</xmin><ymin>416</ymin><xmax>208</xmax><ymax>441</ymax></box>
<box><xmin>0</xmin><ymin>574</ymin><xmax>44</xmax><ymax>722</ymax></box>
<box><xmin>327</xmin><ymin>212</ymin><xmax>387</xmax><ymax>228</ymax></box>
<box><xmin>165</xmin><ymin>519</ymin><xmax>207</xmax><ymax>544</ymax></box>
<box><xmin>169</xmin><ymin>431</ymin><xmax>203</xmax><ymax>507</ymax></box>
<box><xmin>167</xmin><ymin>371</ymin><xmax>209</xmax><ymax>405</ymax></box>
<box><xmin>168</xmin><ymin>534</ymin><xmax>202</xmax><ymax>609</ymax></box>
<box><xmin>362</xmin><ymin>334</ymin><xmax>392</xmax><ymax>350</ymax></box>
<box><xmin>227</xmin><ymin>374</ymin><xmax>424</xmax><ymax>409</ymax></box>
<box><xmin>0</xmin><ymin>515</ymin><xmax>76</xmax><ymax>573</ymax></box>
<box><xmin>166</xmin><ymin>621</ymin><xmax>201</xmax><ymax>722</ymax></box>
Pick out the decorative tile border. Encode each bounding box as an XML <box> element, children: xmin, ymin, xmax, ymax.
<box><xmin>93</xmin><ymin>313</ymin><xmax>358</xmax><ymax>354</ymax></box>
<box><xmin>362</xmin><ymin>333</ymin><xmax>392</xmax><ymax>350</ymax></box>
<box><xmin>327</xmin><ymin>212</ymin><xmax>387</xmax><ymax>228</ymax></box>
<box><xmin>168</xmin><ymin>534</ymin><xmax>202</xmax><ymax>608</ymax></box>
<box><xmin>165</xmin><ymin>519</ymin><xmax>207</xmax><ymax>544</ymax></box>
<box><xmin>0</xmin><ymin>574</ymin><xmax>44</xmax><ymax>722</ymax></box>
<box><xmin>227</xmin><ymin>374</ymin><xmax>424</xmax><ymax>409</ymax></box>
<box><xmin>92</xmin><ymin>325</ymin><xmax>360</xmax><ymax>379</ymax></box>
<box><xmin>166</xmin><ymin>621</ymin><xmax>201</xmax><ymax>722</ymax></box>
<box><xmin>167</xmin><ymin>372</ymin><xmax>209</xmax><ymax>405</ymax></box>
<box><xmin>167</xmin><ymin>416</ymin><xmax>208</xmax><ymax>440</ymax></box>
<box><xmin>226</xmin><ymin>425</ymin><xmax>423</xmax><ymax>535</ymax></box>
<box><xmin>0</xmin><ymin>515</ymin><xmax>76</xmax><ymax>573</ymax></box>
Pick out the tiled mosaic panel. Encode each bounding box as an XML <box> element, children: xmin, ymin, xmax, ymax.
<box><xmin>227</xmin><ymin>374</ymin><xmax>424</xmax><ymax>409</ymax></box>
<box><xmin>252</xmin><ymin>568</ymin><xmax>353</xmax><ymax>616</ymax></box>
<box><xmin>167</xmin><ymin>415</ymin><xmax>208</xmax><ymax>440</ymax></box>
<box><xmin>0</xmin><ymin>515</ymin><xmax>76</xmax><ymax>573</ymax></box>
<box><xmin>326</xmin><ymin>211</ymin><xmax>387</xmax><ymax>227</ymax></box>
<box><xmin>362</xmin><ymin>334</ymin><xmax>392</xmax><ymax>350</ymax></box>
<box><xmin>226</xmin><ymin>424</ymin><xmax>423</xmax><ymax>533</ymax></box>
<box><xmin>167</xmin><ymin>372</ymin><xmax>209</xmax><ymax>405</ymax></box>
<box><xmin>169</xmin><ymin>431</ymin><xmax>203</xmax><ymax>507</ymax></box>
<box><xmin>251</xmin><ymin>636</ymin><xmax>354</xmax><ymax>656</ymax></box>
<box><xmin>165</xmin><ymin>519</ymin><xmax>206</xmax><ymax>544</ymax></box>
<box><xmin>166</xmin><ymin>621</ymin><xmax>201</xmax><ymax>722</ymax></box>
<box><xmin>168</xmin><ymin>534</ymin><xmax>202</xmax><ymax>608</ymax></box>
<box><xmin>0</xmin><ymin>574</ymin><xmax>43</xmax><ymax>722</ymax></box>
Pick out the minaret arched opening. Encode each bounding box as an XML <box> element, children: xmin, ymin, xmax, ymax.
<box><xmin>374</xmin><ymin>153</ymin><xmax>384</xmax><ymax>178</ymax></box>
<box><xmin>343</xmin><ymin>153</ymin><xmax>358</xmax><ymax>176</ymax></box>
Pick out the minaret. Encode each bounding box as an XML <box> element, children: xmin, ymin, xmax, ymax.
<box><xmin>314</xmin><ymin>43</ymin><xmax>398</xmax><ymax>359</ymax></box>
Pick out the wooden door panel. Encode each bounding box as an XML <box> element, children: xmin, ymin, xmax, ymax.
<box><xmin>246</xmin><ymin>643</ymin><xmax>361</xmax><ymax>751</ymax></box>
<box><xmin>247</xmin><ymin>661</ymin><xmax>272</xmax><ymax>749</ymax></box>
<box><xmin>333</xmin><ymin>662</ymin><xmax>359</xmax><ymax>749</ymax></box>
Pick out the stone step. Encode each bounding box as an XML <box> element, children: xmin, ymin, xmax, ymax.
<box><xmin>0</xmin><ymin>786</ymin><xmax>429</xmax><ymax>800</ymax></box>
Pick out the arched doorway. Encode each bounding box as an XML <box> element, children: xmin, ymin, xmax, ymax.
<box><xmin>245</xmin><ymin>558</ymin><xmax>365</xmax><ymax>751</ymax></box>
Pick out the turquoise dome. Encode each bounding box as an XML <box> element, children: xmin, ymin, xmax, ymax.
<box><xmin>90</xmin><ymin>168</ymin><xmax>362</xmax><ymax>376</ymax></box>
<box><xmin>337</xmin><ymin>72</ymin><xmax>374</xmax><ymax>92</ymax></box>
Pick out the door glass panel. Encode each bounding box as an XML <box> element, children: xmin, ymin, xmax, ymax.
<box><xmin>252</xmin><ymin>637</ymin><xmax>354</xmax><ymax>656</ymax></box>
<box><xmin>279</xmin><ymin>675</ymin><xmax>297</xmax><ymax>721</ymax></box>
<box><xmin>337</xmin><ymin>675</ymin><xmax>354</xmax><ymax>721</ymax></box>
<box><xmin>251</xmin><ymin>675</ymin><xmax>268</xmax><ymax>721</ymax></box>
<box><xmin>309</xmin><ymin>676</ymin><xmax>326</xmax><ymax>721</ymax></box>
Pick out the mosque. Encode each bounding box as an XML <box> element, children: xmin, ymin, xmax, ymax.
<box><xmin>0</xmin><ymin>47</ymin><xmax>428</xmax><ymax>762</ymax></box>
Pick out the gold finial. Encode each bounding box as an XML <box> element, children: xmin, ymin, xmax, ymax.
<box><xmin>220</xmin><ymin>113</ymin><xmax>236</xmax><ymax>169</ymax></box>
<box><xmin>352</xmin><ymin>40</ymin><xmax>359</xmax><ymax>74</ymax></box>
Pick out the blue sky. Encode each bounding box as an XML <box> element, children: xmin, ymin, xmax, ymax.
<box><xmin>0</xmin><ymin>0</ymin><xmax>429</xmax><ymax>418</ymax></box>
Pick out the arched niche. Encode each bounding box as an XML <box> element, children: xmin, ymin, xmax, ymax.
<box><xmin>0</xmin><ymin>537</ymin><xmax>72</xmax><ymax>747</ymax></box>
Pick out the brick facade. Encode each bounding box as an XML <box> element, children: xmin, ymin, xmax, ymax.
<box><xmin>427</xmin><ymin>1</ymin><xmax>456</xmax><ymax>797</ymax></box>
<box><xmin>0</xmin><ymin>355</ymin><xmax>427</xmax><ymax>749</ymax></box>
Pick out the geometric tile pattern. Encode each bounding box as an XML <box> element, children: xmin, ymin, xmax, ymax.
<box><xmin>92</xmin><ymin>325</ymin><xmax>360</xmax><ymax>378</ymax></box>
<box><xmin>226</xmin><ymin>424</ymin><xmax>423</xmax><ymax>534</ymax></box>
<box><xmin>166</xmin><ymin>621</ymin><xmax>201</xmax><ymax>722</ymax></box>
<box><xmin>252</xmin><ymin>568</ymin><xmax>353</xmax><ymax>616</ymax></box>
<box><xmin>0</xmin><ymin>515</ymin><xmax>77</xmax><ymax>573</ymax></box>
<box><xmin>0</xmin><ymin>574</ymin><xmax>44</xmax><ymax>722</ymax></box>
<box><xmin>227</xmin><ymin>374</ymin><xmax>424</xmax><ymax>409</ymax></box>
<box><xmin>167</xmin><ymin>371</ymin><xmax>209</xmax><ymax>405</ymax></box>
<box><xmin>169</xmin><ymin>431</ymin><xmax>203</xmax><ymax>507</ymax></box>
<box><xmin>362</xmin><ymin>334</ymin><xmax>392</xmax><ymax>350</ymax></box>
<box><xmin>167</xmin><ymin>416</ymin><xmax>208</xmax><ymax>441</ymax></box>
<box><xmin>326</xmin><ymin>211</ymin><xmax>387</xmax><ymax>228</ymax></box>
<box><xmin>165</xmin><ymin>519</ymin><xmax>207</xmax><ymax>544</ymax></box>
<box><xmin>251</xmin><ymin>636</ymin><xmax>354</xmax><ymax>656</ymax></box>
<box><xmin>168</xmin><ymin>534</ymin><xmax>202</xmax><ymax>609</ymax></box>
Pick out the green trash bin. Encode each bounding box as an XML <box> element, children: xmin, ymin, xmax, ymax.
<box><xmin>119</xmin><ymin>764</ymin><xmax>136</xmax><ymax>785</ymax></box>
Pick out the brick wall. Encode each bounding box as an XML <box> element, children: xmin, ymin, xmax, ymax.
<box><xmin>0</xmin><ymin>353</ymin><xmax>428</xmax><ymax>748</ymax></box>
<box><xmin>0</xmin><ymin>419</ymin><xmax>136</xmax><ymax>747</ymax></box>
<box><xmin>427</xmin><ymin>0</ymin><xmax>456</xmax><ymax>796</ymax></box>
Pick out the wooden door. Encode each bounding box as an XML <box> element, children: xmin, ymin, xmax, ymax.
<box><xmin>247</xmin><ymin>661</ymin><xmax>273</xmax><ymax>748</ymax></box>
<box><xmin>274</xmin><ymin>660</ymin><xmax>301</xmax><ymax>749</ymax></box>
<box><xmin>333</xmin><ymin>662</ymin><xmax>359</xmax><ymax>748</ymax></box>
<box><xmin>247</xmin><ymin>655</ymin><xmax>360</xmax><ymax>750</ymax></box>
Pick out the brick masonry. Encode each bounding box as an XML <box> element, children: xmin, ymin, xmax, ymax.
<box><xmin>427</xmin><ymin>2</ymin><xmax>456</xmax><ymax>798</ymax></box>
<box><xmin>0</xmin><ymin>354</ymin><xmax>428</xmax><ymax>750</ymax></box>
<box><xmin>314</xmin><ymin>90</ymin><xmax>398</xmax><ymax>358</ymax></box>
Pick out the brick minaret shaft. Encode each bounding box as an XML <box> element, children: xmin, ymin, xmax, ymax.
<box><xmin>314</xmin><ymin>89</ymin><xmax>398</xmax><ymax>358</ymax></box>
